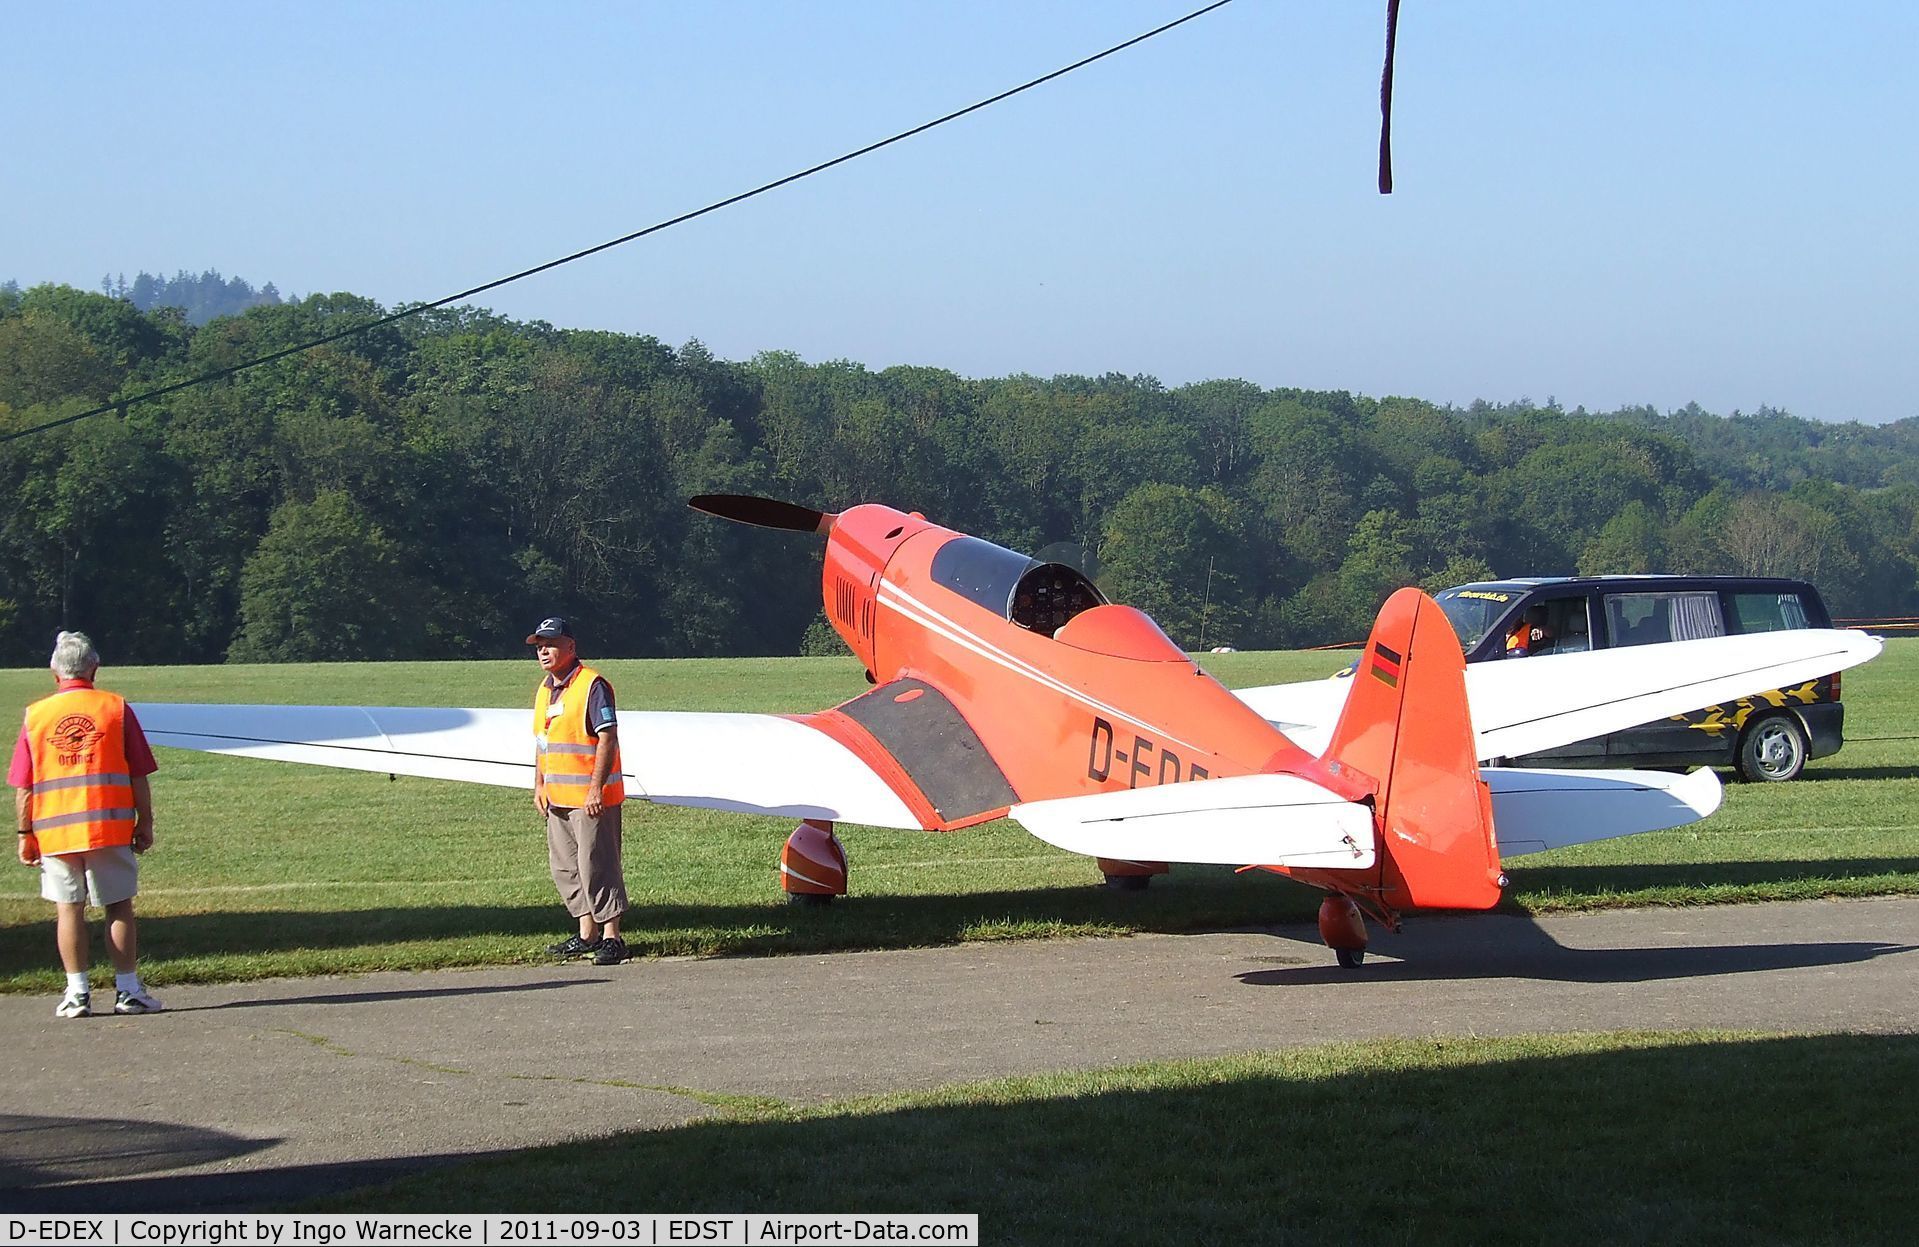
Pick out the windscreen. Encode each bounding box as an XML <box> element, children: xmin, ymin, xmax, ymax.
<box><xmin>929</xmin><ymin>536</ymin><xmax>1038</xmax><ymax>616</ymax></box>
<box><xmin>1432</xmin><ymin>585</ymin><xmax>1523</xmax><ymax>651</ymax></box>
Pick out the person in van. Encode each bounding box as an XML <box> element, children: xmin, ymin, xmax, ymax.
<box><xmin>1504</xmin><ymin>605</ymin><xmax>1552</xmax><ymax>657</ymax></box>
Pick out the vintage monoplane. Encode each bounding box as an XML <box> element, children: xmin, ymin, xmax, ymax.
<box><xmin>136</xmin><ymin>496</ymin><xmax>1881</xmax><ymax>964</ymax></box>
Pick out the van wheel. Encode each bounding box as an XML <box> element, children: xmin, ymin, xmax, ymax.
<box><xmin>1736</xmin><ymin>714</ymin><xmax>1808</xmax><ymax>782</ymax></box>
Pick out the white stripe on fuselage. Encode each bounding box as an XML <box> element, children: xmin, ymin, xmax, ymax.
<box><xmin>876</xmin><ymin>582</ymin><xmax>1215</xmax><ymax>756</ymax></box>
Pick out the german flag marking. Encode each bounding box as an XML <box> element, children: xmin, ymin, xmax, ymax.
<box><xmin>1370</xmin><ymin>641</ymin><xmax>1403</xmax><ymax>687</ymax></box>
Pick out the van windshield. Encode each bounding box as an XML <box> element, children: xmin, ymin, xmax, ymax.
<box><xmin>1433</xmin><ymin>586</ymin><xmax>1522</xmax><ymax>651</ymax></box>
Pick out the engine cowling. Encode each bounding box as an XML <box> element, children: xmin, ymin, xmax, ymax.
<box><xmin>821</xmin><ymin>504</ymin><xmax>932</xmax><ymax>676</ymax></box>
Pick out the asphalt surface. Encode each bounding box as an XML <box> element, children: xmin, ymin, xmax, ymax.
<box><xmin>0</xmin><ymin>895</ymin><xmax>1913</xmax><ymax>1212</ymax></box>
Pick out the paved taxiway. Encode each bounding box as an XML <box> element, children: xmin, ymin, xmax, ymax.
<box><xmin>1</xmin><ymin>895</ymin><xmax>1913</xmax><ymax>1211</ymax></box>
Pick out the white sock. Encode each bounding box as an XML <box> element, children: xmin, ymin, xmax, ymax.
<box><xmin>115</xmin><ymin>971</ymin><xmax>143</xmax><ymax>995</ymax></box>
<box><xmin>65</xmin><ymin>972</ymin><xmax>89</xmax><ymax>996</ymax></box>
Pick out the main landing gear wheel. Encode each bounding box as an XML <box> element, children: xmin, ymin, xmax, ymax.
<box><xmin>1097</xmin><ymin>858</ymin><xmax>1168</xmax><ymax>892</ymax></box>
<box><xmin>1318</xmin><ymin>894</ymin><xmax>1369</xmax><ymax>969</ymax></box>
<box><xmin>780</xmin><ymin>820</ymin><xmax>848</xmax><ymax>904</ymax></box>
<box><xmin>1736</xmin><ymin>713</ymin><xmax>1808</xmax><ymax>783</ymax></box>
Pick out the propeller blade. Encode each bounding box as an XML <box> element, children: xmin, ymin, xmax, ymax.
<box><xmin>688</xmin><ymin>494</ymin><xmax>836</xmax><ymax>535</ymax></box>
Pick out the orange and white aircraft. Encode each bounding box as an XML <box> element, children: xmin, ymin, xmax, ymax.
<box><xmin>137</xmin><ymin>496</ymin><xmax>1881</xmax><ymax>964</ymax></box>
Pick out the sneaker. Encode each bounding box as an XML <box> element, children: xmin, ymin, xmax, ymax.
<box><xmin>546</xmin><ymin>934</ymin><xmax>601</xmax><ymax>959</ymax></box>
<box><xmin>55</xmin><ymin>992</ymin><xmax>90</xmax><ymax>1019</ymax></box>
<box><xmin>114</xmin><ymin>988</ymin><xmax>164</xmax><ymax>1015</ymax></box>
<box><xmin>591</xmin><ymin>936</ymin><xmax>629</xmax><ymax>966</ymax></box>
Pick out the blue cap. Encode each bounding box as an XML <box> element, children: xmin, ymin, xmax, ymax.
<box><xmin>525</xmin><ymin>617</ymin><xmax>574</xmax><ymax>644</ymax></box>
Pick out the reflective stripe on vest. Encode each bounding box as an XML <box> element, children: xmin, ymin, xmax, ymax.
<box><xmin>23</xmin><ymin>687</ymin><xmax>137</xmax><ymax>854</ymax></box>
<box><xmin>531</xmin><ymin>664</ymin><xmax>624</xmax><ymax>805</ymax></box>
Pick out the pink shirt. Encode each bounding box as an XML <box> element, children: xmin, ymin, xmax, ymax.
<box><xmin>9</xmin><ymin>678</ymin><xmax>158</xmax><ymax>788</ymax></box>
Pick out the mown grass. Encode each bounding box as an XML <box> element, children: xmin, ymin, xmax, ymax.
<box><xmin>325</xmin><ymin>1029</ymin><xmax>1919</xmax><ymax>1244</ymax></box>
<box><xmin>2</xmin><ymin>643</ymin><xmax>1914</xmax><ymax>992</ymax></box>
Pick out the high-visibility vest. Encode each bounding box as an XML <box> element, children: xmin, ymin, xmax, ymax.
<box><xmin>22</xmin><ymin>686</ymin><xmax>137</xmax><ymax>855</ymax></box>
<box><xmin>532</xmin><ymin>664</ymin><xmax>624</xmax><ymax>807</ymax></box>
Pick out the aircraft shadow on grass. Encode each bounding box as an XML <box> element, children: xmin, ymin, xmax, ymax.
<box><xmin>2</xmin><ymin>859</ymin><xmax>1910</xmax><ymax>984</ymax></box>
<box><xmin>1800</xmin><ymin>763</ymin><xmax>1919</xmax><ymax>782</ymax></box>
<box><xmin>1507</xmin><ymin>855</ymin><xmax>1919</xmax><ymax>893</ymax></box>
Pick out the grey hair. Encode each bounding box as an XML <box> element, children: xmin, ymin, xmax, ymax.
<box><xmin>50</xmin><ymin>631</ymin><xmax>100</xmax><ymax>680</ymax></box>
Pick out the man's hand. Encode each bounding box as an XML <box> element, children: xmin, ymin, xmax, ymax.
<box><xmin>17</xmin><ymin>834</ymin><xmax>39</xmax><ymax>867</ymax></box>
<box><xmin>133</xmin><ymin>821</ymin><xmax>154</xmax><ymax>854</ymax></box>
<box><xmin>533</xmin><ymin>783</ymin><xmax>549</xmax><ymax>817</ymax></box>
<box><xmin>584</xmin><ymin>784</ymin><xmax>604</xmax><ymax>817</ymax></box>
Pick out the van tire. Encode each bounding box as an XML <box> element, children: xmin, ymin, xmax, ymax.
<box><xmin>1736</xmin><ymin>713</ymin><xmax>1808</xmax><ymax>782</ymax></box>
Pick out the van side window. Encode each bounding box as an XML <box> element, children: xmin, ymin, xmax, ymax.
<box><xmin>1604</xmin><ymin>591</ymin><xmax>1726</xmax><ymax>647</ymax></box>
<box><xmin>1728</xmin><ymin>592</ymin><xmax>1809</xmax><ymax>634</ymax></box>
<box><xmin>1550</xmin><ymin>598</ymin><xmax>1592</xmax><ymax>653</ymax></box>
<box><xmin>1499</xmin><ymin>596</ymin><xmax>1591</xmax><ymax>658</ymax></box>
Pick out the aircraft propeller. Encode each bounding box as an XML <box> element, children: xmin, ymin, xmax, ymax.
<box><xmin>688</xmin><ymin>494</ymin><xmax>837</xmax><ymax>535</ymax></box>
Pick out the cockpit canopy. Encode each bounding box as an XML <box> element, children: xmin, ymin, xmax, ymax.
<box><xmin>929</xmin><ymin>536</ymin><xmax>1106</xmax><ymax>634</ymax></box>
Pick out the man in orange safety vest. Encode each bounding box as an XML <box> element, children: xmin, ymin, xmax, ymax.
<box><xmin>529</xmin><ymin>617</ymin><xmax>630</xmax><ymax>967</ymax></box>
<box><xmin>11</xmin><ymin>631</ymin><xmax>164</xmax><ymax>1018</ymax></box>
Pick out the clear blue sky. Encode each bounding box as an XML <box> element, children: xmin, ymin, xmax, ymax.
<box><xmin>8</xmin><ymin>2</ymin><xmax>1915</xmax><ymax>423</ymax></box>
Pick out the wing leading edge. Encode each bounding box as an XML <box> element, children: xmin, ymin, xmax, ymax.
<box><xmin>134</xmin><ymin>703</ymin><xmax>923</xmax><ymax>829</ymax></box>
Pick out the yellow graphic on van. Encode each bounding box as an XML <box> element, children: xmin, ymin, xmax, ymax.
<box><xmin>1673</xmin><ymin>680</ymin><xmax>1823</xmax><ymax>736</ymax></box>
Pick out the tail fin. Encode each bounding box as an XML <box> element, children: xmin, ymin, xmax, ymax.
<box><xmin>1324</xmin><ymin>587</ymin><xmax>1503</xmax><ymax>910</ymax></box>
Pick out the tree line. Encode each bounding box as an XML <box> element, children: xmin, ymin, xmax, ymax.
<box><xmin>100</xmin><ymin>269</ymin><xmax>284</xmax><ymax>325</ymax></box>
<box><xmin>2</xmin><ymin>280</ymin><xmax>1916</xmax><ymax>667</ymax></box>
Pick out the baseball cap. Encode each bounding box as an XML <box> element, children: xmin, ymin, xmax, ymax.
<box><xmin>525</xmin><ymin>617</ymin><xmax>575</xmax><ymax>644</ymax></box>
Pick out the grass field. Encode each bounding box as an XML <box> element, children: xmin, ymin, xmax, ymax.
<box><xmin>328</xmin><ymin>1029</ymin><xmax>1919</xmax><ymax>1242</ymax></box>
<box><xmin>2</xmin><ymin>642</ymin><xmax>1915</xmax><ymax>992</ymax></box>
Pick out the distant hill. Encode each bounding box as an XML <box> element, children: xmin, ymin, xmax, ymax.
<box><xmin>101</xmin><ymin>269</ymin><xmax>283</xmax><ymax>325</ymax></box>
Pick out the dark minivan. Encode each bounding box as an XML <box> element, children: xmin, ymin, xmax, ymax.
<box><xmin>1432</xmin><ymin>576</ymin><xmax>1846</xmax><ymax>782</ymax></box>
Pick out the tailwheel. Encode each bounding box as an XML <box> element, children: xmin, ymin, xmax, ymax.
<box><xmin>1318</xmin><ymin>894</ymin><xmax>1369</xmax><ymax>969</ymax></box>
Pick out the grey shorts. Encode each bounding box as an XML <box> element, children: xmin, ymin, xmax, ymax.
<box><xmin>546</xmin><ymin>804</ymin><xmax>628</xmax><ymax>923</ymax></box>
<box><xmin>40</xmin><ymin>845</ymin><xmax>139</xmax><ymax>907</ymax></box>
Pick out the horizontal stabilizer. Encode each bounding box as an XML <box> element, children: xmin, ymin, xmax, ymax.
<box><xmin>1010</xmin><ymin>774</ymin><xmax>1375</xmax><ymax>867</ymax></box>
<box><xmin>1485</xmin><ymin>765</ymin><xmax>1723</xmax><ymax>857</ymax></box>
<box><xmin>134</xmin><ymin>703</ymin><xmax>923</xmax><ymax>829</ymax></box>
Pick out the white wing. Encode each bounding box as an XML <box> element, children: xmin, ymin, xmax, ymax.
<box><xmin>134</xmin><ymin>703</ymin><xmax>921</xmax><ymax>829</ymax></box>
<box><xmin>1010</xmin><ymin>774</ymin><xmax>1376</xmax><ymax>867</ymax></box>
<box><xmin>1234</xmin><ymin>628</ymin><xmax>1881</xmax><ymax>760</ymax></box>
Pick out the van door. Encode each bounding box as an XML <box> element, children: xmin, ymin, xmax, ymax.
<box><xmin>1500</xmin><ymin>593</ymin><xmax>1601</xmax><ymax>761</ymax></box>
<box><xmin>1600</xmin><ymin>589</ymin><xmax>1728</xmax><ymax>760</ymax></box>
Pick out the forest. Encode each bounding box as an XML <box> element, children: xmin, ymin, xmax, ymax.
<box><xmin>2</xmin><ymin>280</ymin><xmax>1917</xmax><ymax>667</ymax></box>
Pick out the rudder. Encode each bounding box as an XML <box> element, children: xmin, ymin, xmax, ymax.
<box><xmin>1324</xmin><ymin>587</ymin><xmax>1503</xmax><ymax>911</ymax></box>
